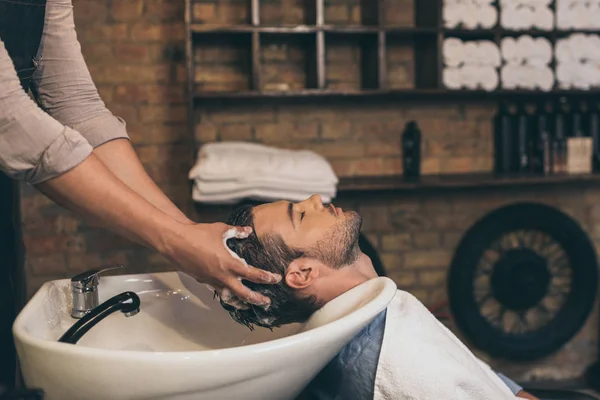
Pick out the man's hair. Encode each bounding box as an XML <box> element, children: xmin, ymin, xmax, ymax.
<box><xmin>221</xmin><ymin>205</ymin><xmax>320</xmax><ymax>330</ymax></box>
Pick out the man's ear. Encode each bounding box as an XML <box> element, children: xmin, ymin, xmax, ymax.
<box><xmin>285</xmin><ymin>258</ymin><xmax>320</xmax><ymax>290</ymax></box>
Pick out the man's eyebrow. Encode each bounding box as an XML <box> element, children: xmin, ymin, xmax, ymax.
<box><xmin>287</xmin><ymin>201</ymin><xmax>295</xmax><ymax>228</ymax></box>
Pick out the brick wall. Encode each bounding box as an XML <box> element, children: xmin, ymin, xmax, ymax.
<box><xmin>18</xmin><ymin>0</ymin><xmax>600</xmax><ymax>383</ymax></box>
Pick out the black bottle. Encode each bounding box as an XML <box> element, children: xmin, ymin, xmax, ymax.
<box><xmin>533</xmin><ymin>101</ymin><xmax>553</xmax><ymax>174</ymax></box>
<box><xmin>494</xmin><ymin>100</ymin><xmax>517</xmax><ymax>175</ymax></box>
<box><xmin>402</xmin><ymin>121</ymin><xmax>421</xmax><ymax>180</ymax></box>
<box><xmin>571</xmin><ymin>98</ymin><xmax>585</xmax><ymax>138</ymax></box>
<box><xmin>588</xmin><ymin>101</ymin><xmax>600</xmax><ymax>172</ymax></box>
<box><xmin>516</xmin><ymin>102</ymin><xmax>532</xmax><ymax>173</ymax></box>
<box><xmin>553</xmin><ymin>97</ymin><xmax>568</xmax><ymax>174</ymax></box>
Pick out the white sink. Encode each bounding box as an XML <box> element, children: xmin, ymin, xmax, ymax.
<box><xmin>13</xmin><ymin>271</ymin><xmax>397</xmax><ymax>400</ymax></box>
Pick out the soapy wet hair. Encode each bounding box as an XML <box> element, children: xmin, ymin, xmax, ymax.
<box><xmin>221</xmin><ymin>204</ymin><xmax>320</xmax><ymax>330</ymax></box>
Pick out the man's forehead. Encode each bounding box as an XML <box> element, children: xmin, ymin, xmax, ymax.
<box><xmin>253</xmin><ymin>201</ymin><xmax>291</xmax><ymax>237</ymax></box>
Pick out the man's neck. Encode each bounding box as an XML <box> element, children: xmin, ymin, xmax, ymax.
<box><xmin>310</xmin><ymin>252</ymin><xmax>378</xmax><ymax>305</ymax></box>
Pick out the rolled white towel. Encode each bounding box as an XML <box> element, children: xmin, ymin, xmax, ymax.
<box><xmin>479</xmin><ymin>4</ymin><xmax>498</xmax><ymax>28</ymax></box>
<box><xmin>556</xmin><ymin>61</ymin><xmax>578</xmax><ymax>88</ymax></box>
<box><xmin>531</xmin><ymin>37</ymin><xmax>553</xmax><ymax>65</ymax></box>
<box><xmin>579</xmin><ymin>61</ymin><xmax>599</xmax><ymax>88</ymax></box>
<box><xmin>555</xmin><ymin>38</ymin><xmax>576</xmax><ymax>63</ymax></box>
<box><xmin>501</xmin><ymin>37</ymin><xmax>519</xmax><ymax>64</ymax></box>
<box><xmin>443</xmin><ymin>1</ymin><xmax>462</xmax><ymax>28</ymax></box>
<box><xmin>462</xmin><ymin>4</ymin><xmax>479</xmax><ymax>29</ymax></box>
<box><xmin>463</xmin><ymin>40</ymin><xmax>480</xmax><ymax>65</ymax></box>
<box><xmin>532</xmin><ymin>5</ymin><xmax>554</xmax><ymax>30</ymax></box>
<box><xmin>588</xmin><ymin>34</ymin><xmax>600</xmax><ymax>62</ymax></box>
<box><xmin>479</xmin><ymin>66</ymin><xmax>499</xmax><ymax>91</ymax></box>
<box><xmin>570</xmin><ymin>33</ymin><xmax>590</xmax><ymax>61</ymax></box>
<box><xmin>478</xmin><ymin>40</ymin><xmax>502</xmax><ymax>67</ymax></box>
<box><xmin>516</xmin><ymin>35</ymin><xmax>536</xmax><ymax>60</ymax></box>
<box><xmin>500</xmin><ymin>64</ymin><xmax>521</xmax><ymax>89</ymax></box>
<box><xmin>556</xmin><ymin>0</ymin><xmax>576</xmax><ymax>29</ymax></box>
<box><xmin>443</xmin><ymin>66</ymin><xmax>463</xmax><ymax>89</ymax></box>
<box><xmin>535</xmin><ymin>65</ymin><xmax>555</xmax><ymax>91</ymax></box>
<box><xmin>443</xmin><ymin>37</ymin><xmax>464</xmax><ymax>67</ymax></box>
<box><xmin>460</xmin><ymin>65</ymin><xmax>480</xmax><ymax>89</ymax></box>
<box><xmin>520</xmin><ymin>64</ymin><xmax>537</xmax><ymax>89</ymax></box>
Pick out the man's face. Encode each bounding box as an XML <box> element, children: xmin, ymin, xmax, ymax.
<box><xmin>252</xmin><ymin>194</ymin><xmax>362</xmax><ymax>267</ymax></box>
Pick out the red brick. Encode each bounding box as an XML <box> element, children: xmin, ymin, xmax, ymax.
<box><xmin>422</xmin><ymin>158</ymin><xmax>440</xmax><ymax>174</ymax></box>
<box><xmin>220</xmin><ymin>124</ymin><xmax>253</xmax><ymax>141</ymax></box>
<box><xmin>128</xmin><ymin>124</ymin><xmax>189</xmax><ymax>145</ymax></box>
<box><xmin>321</xmin><ymin>121</ymin><xmax>351</xmax><ymax>139</ymax></box>
<box><xmin>145</xmin><ymin>0</ymin><xmax>184</xmax><ymax>22</ymax></box>
<box><xmin>413</xmin><ymin>232</ymin><xmax>441</xmax><ymax>249</ymax></box>
<box><xmin>195</xmin><ymin>123</ymin><xmax>218</xmax><ymax>143</ymax></box>
<box><xmin>331</xmin><ymin>157</ymin><xmax>402</xmax><ymax>177</ymax></box>
<box><xmin>404</xmin><ymin>250</ymin><xmax>452</xmax><ymax>269</ymax></box>
<box><xmin>130</xmin><ymin>23</ymin><xmax>185</xmax><ymax>41</ymax></box>
<box><xmin>81</xmin><ymin>43</ymin><xmax>114</xmax><ymax>62</ymax></box>
<box><xmin>366</xmin><ymin>141</ymin><xmax>402</xmax><ymax>157</ymax></box>
<box><xmin>28</xmin><ymin>254</ymin><xmax>67</xmax><ymax>276</ymax></box>
<box><xmin>66</xmin><ymin>253</ymin><xmax>103</xmax><ymax>273</ymax></box>
<box><xmin>192</xmin><ymin>3</ymin><xmax>217</xmax><ymax>22</ymax></box>
<box><xmin>77</xmin><ymin>24</ymin><xmax>128</xmax><ymax>43</ymax></box>
<box><xmin>72</xmin><ymin>0</ymin><xmax>108</xmax><ymax>25</ymax></box>
<box><xmin>23</xmin><ymin>234</ymin><xmax>82</xmax><ymax>256</ymax></box>
<box><xmin>381</xmin><ymin>233</ymin><xmax>411</xmax><ymax>251</ymax></box>
<box><xmin>139</xmin><ymin>105</ymin><xmax>187</xmax><ymax>123</ymax></box>
<box><xmin>114</xmin><ymin>43</ymin><xmax>151</xmax><ymax>63</ymax></box>
<box><xmin>380</xmin><ymin>253</ymin><xmax>403</xmax><ymax>272</ymax></box>
<box><xmin>97</xmin><ymin>85</ymin><xmax>114</xmax><ymax>102</ymax></box>
<box><xmin>310</xmin><ymin>143</ymin><xmax>365</xmax><ymax>159</ymax></box>
<box><xmin>89</xmin><ymin>64</ymin><xmax>171</xmax><ymax>83</ymax></box>
<box><xmin>110</xmin><ymin>0</ymin><xmax>144</xmax><ymax>21</ymax></box>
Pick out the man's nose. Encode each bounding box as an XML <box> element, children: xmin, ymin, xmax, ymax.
<box><xmin>308</xmin><ymin>194</ymin><xmax>324</xmax><ymax>210</ymax></box>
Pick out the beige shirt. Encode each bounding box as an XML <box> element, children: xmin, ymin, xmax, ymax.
<box><xmin>0</xmin><ymin>0</ymin><xmax>128</xmax><ymax>185</ymax></box>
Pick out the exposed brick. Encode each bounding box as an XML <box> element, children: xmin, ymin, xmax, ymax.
<box><xmin>383</xmin><ymin>0</ymin><xmax>414</xmax><ymax>26</ymax></box>
<box><xmin>130</xmin><ymin>22</ymin><xmax>185</xmax><ymax>41</ymax></box>
<box><xmin>419</xmin><ymin>270</ymin><xmax>447</xmax><ymax>286</ymax></box>
<box><xmin>110</xmin><ymin>0</ymin><xmax>144</xmax><ymax>21</ymax></box>
<box><xmin>380</xmin><ymin>253</ymin><xmax>403</xmax><ymax>271</ymax></box>
<box><xmin>404</xmin><ymin>250</ymin><xmax>452</xmax><ymax>269</ymax></box>
<box><xmin>139</xmin><ymin>105</ymin><xmax>187</xmax><ymax>123</ymax></box>
<box><xmin>366</xmin><ymin>140</ymin><xmax>402</xmax><ymax>157</ymax></box>
<box><xmin>220</xmin><ymin>124</ymin><xmax>253</xmax><ymax>141</ymax></box>
<box><xmin>330</xmin><ymin>157</ymin><xmax>402</xmax><ymax>177</ymax></box>
<box><xmin>254</xmin><ymin>123</ymin><xmax>318</xmax><ymax>142</ymax></box>
<box><xmin>421</xmin><ymin>157</ymin><xmax>440</xmax><ymax>174</ymax></box>
<box><xmin>108</xmin><ymin>104</ymin><xmax>139</xmax><ymax>123</ymax></box>
<box><xmin>28</xmin><ymin>254</ymin><xmax>67</xmax><ymax>276</ymax></box>
<box><xmin>97</xmin><ymin>85</ymin><xmax>114</xmax><ymax>102</ymax></box>
<box><xmin>321</xmin><ymin>121</ymin><xmax>351</xmax><ymax>139</ymax></box>
<box><xmin>195</xmin><ymin>123</ymin><xmax>218</xmax><ymax>143</ymax></box>
<box><xmin>145</xmin><ymin>0</ymin><xmax>184</xmax><ymax>22</ymax></box>
<box><xmin>76</xmin><ymin>24</ymin><xmax>128</xmax><ymax>43</ymax></box>
<box><xmin>381</xmin><ymin>232</ymin><xmax>411</xmax><ymax>251</ymax></box>
<box><xmin>204</xmin><ymin>106</ymin><xmax>276</xmax><ymax>123</ymax></box>
<box><xmin>410</xmin><ymin>288</ymin><xmax>429</xmax><ymax>304</ymax></box>
<box><xmin>442</xmin><ymin>231</ymin><xmax>464</xmax><ymax>249</ymax></box>
<box><xmin>114</xmin><ymin>43</ymin><xmax>150</xmax><ymax>63</ymax></box>
<box><xmin>81</xmin><ymin>43</ymin><xmax>114</xmax><ymax>63</ymax></box>
<box><xmin>72</xmin><ymin>0</ymin><xmax>108</xmax><ymax>25</ymax></box>
<box><xmin>192</xmin><ymin>3</ymin><xmax>217</xmax><ymax>22</ymax></box>
<box><xmin>89</xmin><ymin>64</ymin><xmax>171</xmax><ymax>83</ymax></box>
<box><xmin>310</xmin><ymin>143</ymin><xmax>365</xmax><ymax>159</ymax></box>
<box><xmin>66</xmin><ymin>253</ymin><xmax>104</xmax><ymax>273</ymax></box>
<box><xmin>413</xmin><ymin>232</ymin><xmax>441</xmax><ymax>249</ymax></box>
<box><xmin>389</xmin><ymin>270</ymin><xmax>417</xmax><ymax>287</ymax></box>
<box><xmin>128</xmin><ymin>124</ymin><xmax>189</xmax><ymax>145</ymax></box>
<box><xmin>391</xmin><ymin>209</ymin><xmax>433</xmax><ymax>231</ymax></box>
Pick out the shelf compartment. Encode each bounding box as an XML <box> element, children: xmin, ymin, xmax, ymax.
<box><xmin>259</xmin><ymin>32</ymin><xmax>319</xmax><ymax>92</ymax></box>
<box><xmin>337</xmin><ymin>172</ymin><xmax>600</xmax><ymax>194</ymax></box>
<box><xmin>324</xmin><ymin>32</ymin><xmax>380</xmax><ymax>90</ymax></box>
<box><xmin>323</xmin><ymin>0</ymin><xmax>379</xmax><ymax>26</ymax></box>
<box><xmin>193</xmin><ymin>32</ymin><xmax>254</xmax><ymax>93</ymax></box>
<box><xmin>191</xmin><ymin>0</ymin><xmax>252</xmax><ymax>25</ymax></box>
<box><xmin>385</xmin><ymin>34</ymin><xmax>415</xmax><ymax>90</ymax></box>
<box><xmin>259</xmin><ymin>0</ymin><xmax>318</xmax><ymax>26</ymax></box>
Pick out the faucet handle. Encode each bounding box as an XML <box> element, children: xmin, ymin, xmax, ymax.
<box><xmin>71</xmin><ymin>264</ymin><xmax>124</xmax><ymax>291</ymax></box>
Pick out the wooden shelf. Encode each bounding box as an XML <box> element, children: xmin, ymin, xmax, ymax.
<box><xmin>191</xmin><ymin>24</ymin><xmax>436</xmax><ymax>35</ymax></box>
<box><xmin>337</xmin><ymin>173</ymin><xmax>600</xmax><ymax>193</ymax></box>
<box><xmin>193</xmin><ymin>88</ymin><xmax>600</xmax><ymax>101</ymax></box>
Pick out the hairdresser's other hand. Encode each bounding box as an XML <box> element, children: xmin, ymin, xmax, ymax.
<box><xmin>161</xmin><ymin>222</ymin><xmax>281</xmax><ymax>306</ymax></box>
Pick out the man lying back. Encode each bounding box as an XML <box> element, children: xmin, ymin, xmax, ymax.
<box><xmin>220</xmin><ymin>195</ymin><xmax>538</xmax><ymax>400</ymax></box>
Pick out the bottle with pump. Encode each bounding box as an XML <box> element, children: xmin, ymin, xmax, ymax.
<box><xmin>553</xmin><ymin>97</ymin><xmax>569</xmax><ymax>174</ymax></box>
<box><xmin>402</xmin><ymin>121</ymin><xmax>421</xmax><ymax>181</ymax></box>
<box><xmin>590</xmin><ymin>101</ymin><xmax>600</xmax><ymax>172</ymax></box>
<box><xmin>516</xmin><ymin>101</ymin><xmax>532</xmax><ymax>173</ymax></box>
<box><xmin>534</xmin><ymin>100</ymin><xmax>553</xmax><ymax>175</ymax></box>
<box><xmin>494</xmin><ymin>100</ymin><xmax>517</xmax><ymax>175</ymax></box>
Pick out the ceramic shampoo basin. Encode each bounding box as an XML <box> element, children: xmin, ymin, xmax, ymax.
<box><xmin>13</xmin><ymin>271</ymin><xmax>397</xmax><ymax>400</ymax></box>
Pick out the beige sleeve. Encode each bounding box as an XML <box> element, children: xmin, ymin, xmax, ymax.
<box><xmin>0</xmin><ymin>38</ymin><xmax>93</xmax><ymax>185</ymax></box>
<box><xmin>30</xmin><ymin>0</ymin><xmax>129</xmax><ymax>148</ymax></box>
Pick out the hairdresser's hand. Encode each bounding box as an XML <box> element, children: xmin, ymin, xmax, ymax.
<box><xmin>161</xmin><ymin>222</ymin><xmax>281</xmax><ymax>306</ymax></box>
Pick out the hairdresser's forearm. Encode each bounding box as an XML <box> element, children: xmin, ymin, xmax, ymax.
<box><xmin>36</xmin><ymin>153</ymin><xmax>179</xmax><ymax>253</ymax></box>
<box><xmin>93</xmin><ymin>138</ymin><xmax>193</xmax><ymax>225</ymax></box>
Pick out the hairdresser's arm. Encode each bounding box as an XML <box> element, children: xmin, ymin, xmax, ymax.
<box><xmin>37</xmin><ymin>154</ymin><xmax>279</xmax><ymax>306</ymax></box>
<box><xmin>30</xmin><ymin>1</ymin><xmax>191</xmax><ymax>224</ymax></box>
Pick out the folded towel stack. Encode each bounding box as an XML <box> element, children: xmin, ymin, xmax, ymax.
<box><xmin>443</xmin><ymin>38</ymin><xmax>500</xmax><ymax>91</ymax></box>
<box><xmin>500</xmin><ymin>0</ymin><xmax>554</xmax><ymax>30</ymax></box>
<box><xmin>189</xmin><ymin>141</ymin><xmax>339</xmax><ymax>204</ymax></box>
<box><xmin>500</xmin><ymin>35</ymin><xmax>554</xmax><ymax>90</ymax></box>
<box><xmin>555</xmin><ymin>33</ymin><xmax>600</xmax><ymax>89</ymax></box>
<box><xmin>557</xmin><ymin>0</ymin><xmax>600</xmax><ymax>29</ymax></box>
<box><xmin>443</xmin><ymin>0</ymin><xmax>497</xmax><ymax>29</ymax></box>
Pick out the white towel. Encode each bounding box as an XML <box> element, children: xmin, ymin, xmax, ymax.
<box><xmin>443</xmin><ymin>67</ymin><xmax>462</xmax><ymax>89</ymax></box>
<box><xmin>372</xmin><ymin>291</ymin><xmax>516</xmax><ymax>400</ymax></box>
<box><xmin>195</xmin><ymin>176</ymin><xmax>336</xmax><ymax>196</ymax></box>
<box><xmin>479</xmin><ymin>4</ymin><xmax>498</xmax><ymax>28</ymax></box>
<box><xmin>189</xmin><ymin>141</ymin><xmax>338</xmax><ymax>184</ymax></box>
<box><xmin>477</xmin><ymin>40</ymin><xmax>502</xmax><ymax>67</ymax></box>
<box><xmin>192</xmin><ymin>182</ymin><xmax>334</xmax><ymax>204</ymax></box>
<box><xmin>532</xmin><ymin>5</ymin><xmax>554</xmax><ymax>30</ymax></box>
<box><xmin>443</xmin><ymin>37</ymin><xmax>464</xmax><ymax>68</ymax></box>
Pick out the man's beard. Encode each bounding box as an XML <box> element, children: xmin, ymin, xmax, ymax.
<box><xmin>308</xmin><ymin>211</ymin><xmax>362</xmax><ymax>269</ymax></box>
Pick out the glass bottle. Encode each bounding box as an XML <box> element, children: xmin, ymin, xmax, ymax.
<box><xmin>516</xmin><ymin>102</ymin><xmax>532</xmax><ymax>173</ymax></box>
<box><xmin>402</xmin><ymin>121</ymin><xmax>421</xmax><ymax>181</ymax></box>
<box><xmin>494</xmin><ymin>100</ymin><xmax>517</xmax><ymax>175</ymax></box>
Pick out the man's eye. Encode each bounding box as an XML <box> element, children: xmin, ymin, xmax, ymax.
<box><xmin>301</xmin><ymin>212</ymin><xmax>305</xmax><ymax>221</ymax></box>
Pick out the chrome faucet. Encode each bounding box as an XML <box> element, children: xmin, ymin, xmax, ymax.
<box><xmin>70</xmin><ymin>265</ymin><xmax>123</xmax><ymax>319</ymax></box>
